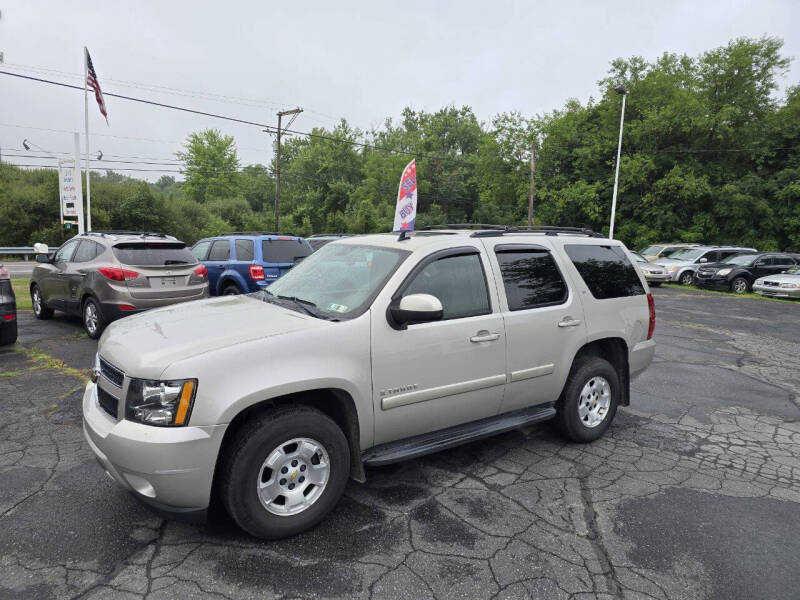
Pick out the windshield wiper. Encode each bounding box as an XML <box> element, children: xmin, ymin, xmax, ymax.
<box><xmin>277</xmin><ymin>295</ymin><xmax>338</xmax><ymax>320</ymax></box>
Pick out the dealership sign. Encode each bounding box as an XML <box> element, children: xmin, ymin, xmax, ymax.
<box><xmin>58</xmin><ymin>160</ymin><xmax>82</xmax><ymax>221</ymax></box>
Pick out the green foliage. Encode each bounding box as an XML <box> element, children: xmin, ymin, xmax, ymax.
<box><xmin>1</xmin><ymin>37</ymin><xmax>797</xmax><ymax>252</ymax></box>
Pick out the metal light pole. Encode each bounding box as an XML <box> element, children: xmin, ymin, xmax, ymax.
<box><xmin>608</xmin><ymin>85</ymin><xmax>627</xmax><ymax>240</ymax></box>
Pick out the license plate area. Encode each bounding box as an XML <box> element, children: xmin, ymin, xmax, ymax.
<box><xmin>153</xmin><ymin>276</ymin><xmax>178</xmax><ymax>287</ymax></box>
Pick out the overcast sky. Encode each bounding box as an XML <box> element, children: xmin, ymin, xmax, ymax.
<box><xmin>1</xmin><ymin>0</ymin><xmax>798</xmax><ymax>181</ymax></box>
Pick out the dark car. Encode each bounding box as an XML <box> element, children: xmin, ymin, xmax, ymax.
<box><xmin>192</xmin><ymin>233</ymin><xmax>313</xmax><ymax>295</ymax></box>
<box><xmin>31</xmin><ymin>232</ymin><xmax>209</xmax><ymax>338</ymax></box>
<box><xmin>695</xmin><ymin>252</ymin><xmax>798</xmax><ymax>294</ymax></box>
<box><xmin>307</xmin><ymin>233</ymin><xmax>353</xmax><ymax>252</ymax></box>
<box><xmin>0</xmin><ymin>264</ymin><xmax>18</xmax><ymax>345</ymax></box>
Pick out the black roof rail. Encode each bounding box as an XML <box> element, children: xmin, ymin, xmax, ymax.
<box><xmin>217</xmin><ymin>231</ymin><xmax>297</xmax><ymax>237</ymax></box>
<box><xmin>309</xmin><ymin>233</ymin><xmax>352</xmax><ymax>237</ymax></box>
<box><xmin>82</xmin><ymin>230</ymin><xmax>173</xmax><ymax>238</ymax></box>
<box><xmin>420</xmin><ymin>223</ymin><xmax>604</xmax><ymax>238</ymax></box>
<box><xmin>421</xmin><ymin>223</ymin><xmax>507</xmax><ymax>231</ymax></box>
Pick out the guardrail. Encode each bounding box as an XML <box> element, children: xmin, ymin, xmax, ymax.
<box><xmin>0</xmin><ymin>247</ymin><xmax>35</xmax><ymax>260</ymax></box>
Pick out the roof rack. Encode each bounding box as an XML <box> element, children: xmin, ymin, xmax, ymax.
<box><xmin>420</xmin><ymin>224</ymin><xmax>605</xmax><ymax>238</ymax></box>
<box><xmin>309</xmin><ymin>233</ymin><xmax>352</xmax><ymax>238</ymax></box>
<box><xmin>81</xmin><ymin>230</ymin><xmax>174</xmax><ymax>239</ymax></box>
<box><xmin>217</xmin><ymin>231</ymin><xmax>297</xmax><ymax>237</ymax></box>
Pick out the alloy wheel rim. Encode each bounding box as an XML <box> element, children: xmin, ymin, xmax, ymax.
<box><xmin>577</xmin><ymin>376</ymin><xmax>611</xmax><ymax>428</ymax></box>
<box><xmin>84</xmin><ymin>303</ymin><xmax>98</xmax><ymax>334</ymax></box>
<box><xmin>33</xmin><ymin>289</ymin><xmax>41</xmax><ymax>315</ymax></box>
<box><xmin>256</xmin><ymin>437</ymin><xmax>330</xmax><ymax>516</ymax></box>
<box><xmin>734</xmin><ymin>280</ymin><xmax>746</xmax><ymax>293</ymax></box>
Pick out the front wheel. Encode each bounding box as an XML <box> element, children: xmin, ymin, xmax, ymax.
<box><xmin>83</xmin><ymin>298</ymin><xmax>106</xmax><ymax>339</ymax></box>
<box><xmin>679</xmin><ymin>271</ymin><xmax>695</xmax><ymax>286</ymax></box>
<box><xmin>731</xmin><ymin>276</ymin><xmax>749</xmax><ymax>294</ymax></box>
<box><xmin>220</xmin><ymin>406</ymin><xmax>350</xmax><ymax>540</ymax></box>
<box><xmin>555</xmin><ymin>357</ymin><xmax>620</xmax><ymax>443</ymax></box>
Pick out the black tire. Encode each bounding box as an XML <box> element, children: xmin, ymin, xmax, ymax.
<box><xmin>555</xmin><ymin>357</ymin><xmax>620</xmax><ymax>443</ymax></box>
<box><xmin>0</xmin><ymin>320</ymin><xmax>17</xmax><ymax>346</ymax></box>
<box><xmin>82</xmin><ymin>297</ymin><xmax>106</xmax><ymax>339</ymax></box>
<box><xmin>222</xmin><ymin>283</ymin><xmax>242</xmax><ymax>296</ymax></box>
<box><xmin>730</xmin><ymin>276</ymin><xmax>749</xmax><ymax>294</ymax></box>
<box><xmin>220</xmin><ymin>405</ymin><xmax>350</xmax><ymax>540</ymax></box>
<box><xmin>31</xmin><ymin>285</ymin><xmax>54</xmax><ymax>319</ymax></box>
<box><xmin>649</xmin><ymin>282</ymin><xmax>662</xmax><ymax>287</ymax></box>
<box><xmin>679</xmin><ymin>271</ymin><xmax>695</xmax><ymax>286</ymax></box>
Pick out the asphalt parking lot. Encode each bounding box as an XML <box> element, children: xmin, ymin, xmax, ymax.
<box><xmin>1</xmin><ymin>286</ymin><xmax>798</xmax><ymax>600</ymax></box>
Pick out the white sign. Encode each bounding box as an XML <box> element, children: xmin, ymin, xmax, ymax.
<box><xmin>58</xmin><ymin>160</ymin><xmax>82</xmax><ymax>220</ymax></box>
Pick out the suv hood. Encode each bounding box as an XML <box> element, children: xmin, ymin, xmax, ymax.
<box><xmin>98</xmin><ymin>295</ymin><xmax>329</xmax><ymax>378</ymax></box>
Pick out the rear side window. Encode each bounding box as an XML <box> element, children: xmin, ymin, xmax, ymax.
<box><xmin>496</xmin><ymin>249</ymin><xmax>567</xmax><ymax>310</ymax></box>
<box><xmin>235</xmin><ymin>239</ymin><xmax>254</xmax><ymax>261</ymax></box>
<box><xmin>403</xmin><ymin>253</ymin><xmax>490</xmax><ymax>320</ymax></box>
<box><xmin>208</xmin><ymin>240</ymin><xmax>230</xmax><ymax>261</ymax></box>
<box><xmin>192</xmin><ymin>241</ymin><xmax>211</xmax><ymax>261</ymax></box>
<box><xmin>564</xmin><ymin>244</ymin><xmax>645</xmax><ymax>299</ymax></box>
<box><xmin>113</xmin><ymin>243</ymin><xmax>197</xmax><ymax>266</ymax></box>
<box><xmin>262</xmin><ymin>239</ymin><xmax>312</xmax><ymax>263</ymax></box>
<box><xmin>72</xmin><ymin>240</ymin><xmax>101</xmax><ymax>263</ymax></box>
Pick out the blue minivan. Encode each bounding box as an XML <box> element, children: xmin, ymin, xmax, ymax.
<box><xmin>191</xmin><ymin>233</ymin><xmax>313</xmax><ymax>295</ymax></box>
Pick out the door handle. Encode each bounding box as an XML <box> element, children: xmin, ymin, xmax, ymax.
<box><xmin>558</xmin><ymin>317</ymin><xmax>582</xmax><ymax>328</ymax></box>
<box><xmin>470</xmin><ymin>330</ymin><xmax>500</xmax><ymax>343</ymax></box>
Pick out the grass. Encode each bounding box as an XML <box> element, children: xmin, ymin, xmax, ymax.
<box><xmin>662</xmin><ymin>282</ymin><xmax>798</xmax><ymax>303</ymax></box>
<box><xmin>10</xmin><ymin>278</ymin><xmax>32</xmax><ymax>310</ymax></box>
<box><xmin>14</xmin><ymin>347</ymin><xmax>91</xmax><ymax>382</ymax></box>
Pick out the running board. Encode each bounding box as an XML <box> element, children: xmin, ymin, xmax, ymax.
<box><xmin>362</xmin><ymin>404</ymin><xmax>556</xmax><ymax>467</ymax></box>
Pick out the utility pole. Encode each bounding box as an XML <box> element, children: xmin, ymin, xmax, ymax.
<box><xmin>609</xmin><ymin>85</ymin><xmax>627</xmax><ymax>239</ymax></box>
<box><xmin>528</xmin><ymin>144</ymin><xmax>536</xmax><ymax>227</ymax></box>
<box><xmin>272</xmin><ymin>107</ymin><xmax>303</xmax><ymax>231</ymax></box>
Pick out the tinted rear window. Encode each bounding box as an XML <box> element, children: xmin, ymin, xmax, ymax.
<box><xmin>496</xmin><ymin>249</ymin><xmax>567</xmax><ymax>310</ymax></box>
<box><xmin>262</xmin><ymin>239</ymin><xmax>312</xmax><ymax>263</ymax></box>
<box><xmin>112</xmin><ymin>243</ymin><xmax>197</xmax><ymax>266</ymax></box>
<box><xmin>564</xmin><ymin>244</ymin><xmax>645</xmax><ymax>299</ymax></box>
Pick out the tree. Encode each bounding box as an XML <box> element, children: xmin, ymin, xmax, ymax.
<box><xmin>177</xmin><ymin>129</ymin><xmax>241</xmax><ymax>203</ymax></box>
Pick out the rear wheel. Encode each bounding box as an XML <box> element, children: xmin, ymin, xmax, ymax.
<box><xmin>555</xmin><ymin>357</ymin><xmax>620</xmax><ymax>443</ymax></box>
<box><xmin>82</xmin><ymin>298</ymin><xmax>106</xmax><ymax>339</ymax></box>
<box><xmin>223</xmin><ymin>284</ymin><xmax>242</xmax><ymax>296</ymax></box>
<box><xmin>220</xmin><ymin>405</ymin><xmax>350</xmax><ymax>540</ymax></box>
<box><xmin>0</xmin><ymin>320</ymin><xmax>17</xmax><ymax>346</ymax></box>
<box><xmin>731</xmin><ymin>276</ymin><xmax>749</xmax><ymax>294</ymax></box>
<box><xmin>679</xmin><ymin>271</ymin><xmax>695</xmax><ymax>286</ymax></box>
<box><xmin>31</xmin><ymin>285</ymin><xmax>54</xmax><ymax>319</ymax></box>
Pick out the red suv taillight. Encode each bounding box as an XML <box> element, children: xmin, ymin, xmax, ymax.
<box><xmin>98</xmin><ymin>267</ymin><xmax>139</xmax><ymax>281</ymax></box>
<box><xmin>2</xmin><ymin>314</ymin><xmax>14</xmax><ymax>321</ymax></box>
<box><xmin>647</xmin><ymin>292</ymin><xmax>656</xmax><ymax>340</ymax></box>
<box><xmin>194</xmin><ymin>265</ymin><xmax>208</xmax><ymax>278</ymax></box>
<box><xmin>249</xmin><ymin>264</ymin><xmax>265</xmax><ymax>281</ymax></box>
<box><xmin>0</xmin><ymin>266</ymin><xmax>9</xmax><ymax>280</ymax></box>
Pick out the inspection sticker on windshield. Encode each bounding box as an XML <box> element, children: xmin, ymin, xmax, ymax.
<box><xmin>327</xmin><ymin>303</ymin><xmax>348</xmax><ymax>313</ymax></box>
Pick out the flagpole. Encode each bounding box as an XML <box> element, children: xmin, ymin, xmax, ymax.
<box><xmin>83</xmin><ymin>46</ymin><xmax>92</xmax><ymax>232</ymax></box>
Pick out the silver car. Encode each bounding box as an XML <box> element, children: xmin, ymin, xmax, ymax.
<box><xmin>657</xmin><ymin>246</ymin><xmax>758</xmax><ymax>286</ymax></box>
<box><xmin>753</xmin><ymin>266</ymin><xmax>800</xmax><ymax>299</ymax></box>
<box><xmin>31</xmin><ymin>231</ymin><xmax>209</xmax><ymax>338</ymax></box>
<box><xmin>631</xmin><ymin>252</ymin><xmax>670</xmax><ymax>286</ymax></box>
<box><xmin>638</xmin><ymin>243</ymin><xmax>701</xmax><ymax>262</ymax></box>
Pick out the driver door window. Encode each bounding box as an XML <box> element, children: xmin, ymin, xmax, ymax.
<box><xmin>403</xmin><ymin>253</ymin><xmax>490</xmax><ymax>319</ymax></box>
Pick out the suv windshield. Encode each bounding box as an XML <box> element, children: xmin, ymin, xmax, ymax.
<box><xmin>722</xmin><ymin>254</ymin><xmax>758</xmax><ymax>266</ymax></box>
<box><xmin>668</xmin><ymin>248</ymin><xmax>705</xmax><ymax>261</ymax></box>
<box><xmin>112</xmin><ymin>243</ymin><xmax>197</xmax><ymax>266</ymax></box>
<box><xmin>264</xmin><ymin>243</ymin><xmax>410</xmax><ymax>319</ymax></box>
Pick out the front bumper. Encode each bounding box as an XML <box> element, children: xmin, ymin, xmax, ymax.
<box><xmin>753</xmin><ymin>284</ymin><xmax>800</xmax><ymax>298</ymax></box>
<box><xmin>82</xmin><ymin>380</ymin><xmax>227</xmax><ymax>521</ymax></box>
<box><xmin>694</xmin><ymin>276</ymin><xmax>731</xmax><ymax>291</ymax></box>
<box><xmin>643</xmin><ymin>272</ymin><xmax>671</xmax><ymax>283</ymax></box>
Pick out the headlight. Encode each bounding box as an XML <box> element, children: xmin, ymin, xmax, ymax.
<box><xmin>716</xmin><ymin>268</ymin><xmax>732</xmax><ymax>276</ymax></box>
<box><xmin>126</xmin><ymin>378</ymin><xmax>197</xmax><ymax>426</ymax></box>
<box><xmin>669</xmin><ymin>266</ymin><xmax>679</xmax><ymax>271</ymax></box>
<box><xmin>780</xmin><ymin>283</ymin><xmax>800</xmax><ymax>289</ymax></box>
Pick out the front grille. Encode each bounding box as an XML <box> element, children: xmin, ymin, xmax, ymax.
<box><xmin>762</xmin><ymin>281</ymin><xmax>779</xmax><ymax>287</ymax></box>
<box><xmin>97</xmin><ymin>386</ymin><xmax>119</xmax><ymax>418</ymax></box>
<box><xmin>99</xmin><ymin>357</ymin><xmax>124</xmax><ymax>387</ymax></box>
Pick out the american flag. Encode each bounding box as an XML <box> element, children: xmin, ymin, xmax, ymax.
<box><xmin>85</xmin><ymin>48</ymin><xmax>108</xmax><ymax>124</ymax></box>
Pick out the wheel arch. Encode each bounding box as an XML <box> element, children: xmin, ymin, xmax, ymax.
<box><xmin>567</xmin><ymin>337</ymin><xmax>630</xmax><ymax>406</ymax></box>
<box><xmin>216</xmin><ymin>271</ymin><xmax>248</xmax><ymax>295</ymax></box>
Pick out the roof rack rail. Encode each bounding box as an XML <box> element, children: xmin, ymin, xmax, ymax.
<box><xmin>309</xmin><ymin>233</ymin><xmax>352</xmax><ymax>237</ymax></box>
<box><xmin>420</xmin><ymin>223</ymin><xmax>604</xmax><ymax>238</ymax></box>
<box><xmin>82</xmin><ymin>230</ymin><xmax>173</xmax><ymax>239</ymax></box>
<box><xmin>217</xmin><ymin>231</ymin><xmax>297</xmax><ymax>237</ymax></box>
<box><xmin>421</xmin><ymin>223</ymin><xmax>507</xmax><ymax>231</ymax></box>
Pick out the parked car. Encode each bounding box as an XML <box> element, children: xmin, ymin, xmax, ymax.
<box><xmin>0</xmin><ymin>264</ymin><xmax>18</xmax><ymax>345</ymax></box>
<box><xmin>638</xmin><ymin>243</ymin><xmax>701</xmax><ymax>262</ymax></box>
<box><xmin>695</xmin><ymin>252</ymin><xmax>798</xmax><ymax>294</ymax></box>
<box><xmin>192</xmin><ymin>233</ymin><xmax>313</xmax><ymax>295</ymax></box>
<box><xmin>752</xmin><ymin>265</ymin><xmax>800</xmax><ymax>299</ymax></box>
<box><xmin>657</xmin><ymin>246</ymin><xmax>758</xmax><ymax>285</ymax></box>
<box><xmin>31</xmin><ymin>232</ymin><xmax>209</xmax><ymax>339</ymax></box>
<box><xmin>308</xmin><ymin>234</ymin><xmax>353</xmax><ymax>252</ymax></box>
<box><xmin>83</xmin><ymin>226</ymin><xmax>656</xmax><ymax>539</ymax></box>
<box><xmin>631</xmin><ymin>252</ymin><xmax>670</xmax><ymax>286</ymax></box>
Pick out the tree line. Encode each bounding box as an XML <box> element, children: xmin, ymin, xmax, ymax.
<box><xmin>1</xmin><ymin>36</ymin><xmax>797</xmax><ymax>251</ymax></box>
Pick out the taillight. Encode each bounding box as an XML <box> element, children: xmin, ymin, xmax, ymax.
<box><xmin>98</xmin><ymin>267</ymin><xmax>139</xmax><ymax>281</ymax></box>
<box><xmin>249</xmin><ymin>264</ymin><xmax>265</xmax><ymax>281</ymax></box>
<box><xmin>194</xmin><ymin>265</ymin><xmax>208</xmax><ymax>278</ymax></box>
<box><xmin>0</xmin><ymin>266</ymin><xmax>9</xmax><ymax>280</ymax></box>
<box><xmin>647</xmin><ymin>293</ymin><xmax>656</xmax><ymax>340</ymax></box>
<box><xmin>2</xmin><ymin>314</ymin><xmax>14</xmax><ymax>321</ymax></box>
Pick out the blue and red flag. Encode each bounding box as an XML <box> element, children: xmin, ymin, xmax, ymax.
<box><xmin>393</xmin><ymin>159</ymin><xmax>417</xmax><ymax>232</ymax></box>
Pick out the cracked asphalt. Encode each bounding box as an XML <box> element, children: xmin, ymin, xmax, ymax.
<box><xmin>1</xmin><ymin>286</ymin><xmax>798</xmax><ymax>600</ymax></box>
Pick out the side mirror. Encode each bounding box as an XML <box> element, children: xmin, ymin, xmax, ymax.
<box><xmin>388</xmin><ymin>293</ymin><xmax>443</xmax><ymax>329</ymax></box>
<box><xmin>698</xmin><ymin>257</ymin><xmax>708</xmax><ymax>263</ymax></box>
<box><xmin>36</xmin><ymin>254</ymin><xmax>51</xmax><ymax>264</ymax></box>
